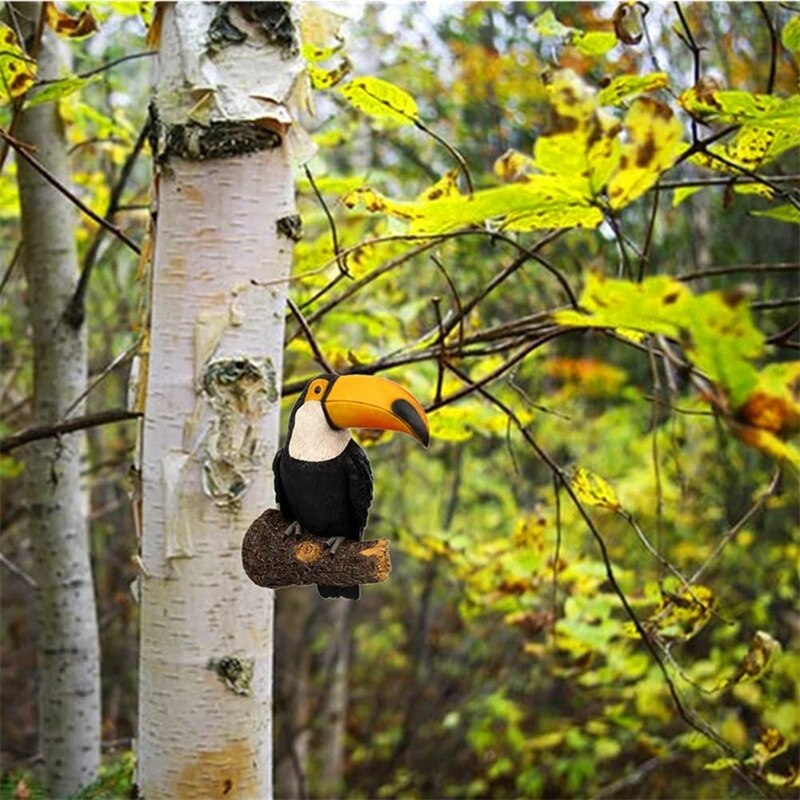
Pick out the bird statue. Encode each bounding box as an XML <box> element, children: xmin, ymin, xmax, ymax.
<box><xmin>273</xmin><ymin>373</ymin><xmax>430</xmax><ymax>599</ymax></box>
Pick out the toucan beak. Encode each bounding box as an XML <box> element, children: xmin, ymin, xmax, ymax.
<box><xmin>323</xmin><ymin>375</ymin><xmax>430</xmax><ymax>447</ymax></box>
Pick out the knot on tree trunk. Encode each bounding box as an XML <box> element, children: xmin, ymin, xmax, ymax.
<box><xmin>241</xmin><ymin>508</ymin><xmax>392</xmax><ymax>589</ymax></box>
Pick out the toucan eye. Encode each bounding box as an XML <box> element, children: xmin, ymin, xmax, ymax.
<box><xmin>313</xmin><ymin>385</ymin><xmax>322</xmax><ymax>395</ymax></box>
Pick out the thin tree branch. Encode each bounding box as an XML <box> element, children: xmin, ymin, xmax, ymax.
<box><xmin>0</xmin><ymin>126</ymin><xmax>141</xmax><ymax>256</ymax></box>
<box><xmin>442</xmin><ymin>359</ymin><xmax>739</xmax><ymax>761</ymax></box>
<box><xmin>677</xmin><ymin>262</ymin><xmax>798</xmax><ymax>281</ymax></box>
<box><xmin>64</xmin><ymin>119</ymin><xmax>150</xmax><ymax>328</ymax></box>
<box><xmin>757</xmin><ymin>2</ymin><xmax>778</xmax><ymax>95</ymax></box>
<box><xmin>0</xmin><ymin>240</ymin><xmax>22</xmax><ymax>296</ymax></box>
<box><xmin>0</xmin><ymin>408</ymin><xmax>141</xmax><ymax>455</ymax></box>
<box><xmin>286</xmin><ymin>297</ymin><xmax>335</xmax><ymax>374</ymax></box>
<box><xmin>303</xmin><ymin>164</ymin><xmax>349</xmax><ymax>278</ymax></box>
<box><xmin>37</xmin><ymin>50</ymin><xmax>157</xmax><ymax>85</ymax></box>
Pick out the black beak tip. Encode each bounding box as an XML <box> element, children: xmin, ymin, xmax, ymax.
<box><xmin>391</xmin><ymin>398</ymin><xmax>430</xmax><ymax>448</ymax></box>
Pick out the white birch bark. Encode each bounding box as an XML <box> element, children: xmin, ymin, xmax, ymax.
<box><xmin>138</xmin><ymin>4</ymin><xmax>304</xmax><ymax>797</ymax></box>
<box><xmin>14</xmin><ymin>11</ymin><xmax>100</xmax><ymax>796</ymax></box>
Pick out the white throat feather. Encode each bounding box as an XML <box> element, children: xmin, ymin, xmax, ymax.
<box><xmin>288</xmin><ymin>402</ymin><xmax>351</xmax><ymax>462</ymax></box>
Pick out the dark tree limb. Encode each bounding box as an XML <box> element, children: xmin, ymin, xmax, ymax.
<box><xmin>242</xmin><ymin>508</ymin><xmax>391</xmax><ymax>589</ymax></box>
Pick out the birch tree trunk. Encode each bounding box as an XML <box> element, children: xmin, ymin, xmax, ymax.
<box><xmin>138</xmin><ymin>4</ymin><xmax>305</xmax><ymax>797</ymax></box>
<box><xmin>14</xmin><ymin>6</ymin><xmax>101</xmax><ymax>795</ymax></box>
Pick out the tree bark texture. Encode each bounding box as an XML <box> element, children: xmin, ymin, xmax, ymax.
<box><xmin>242</xmin><ymin>509</ymin><xmax>392</xmax><ymax>589</ymax></box>
<box><xmin>137</xmin><ymin>5</ymin><xmax>305</xmax><ymax>798</ymax></box>
<box><xmin>14</xmin><ymin>9</ymin><xmax>101</xmax><ymax>796</ymax></box>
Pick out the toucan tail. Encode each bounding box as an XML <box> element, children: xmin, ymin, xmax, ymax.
<box><xmin>318</xmin><ymin>584</ymin><xmax>360</xmax><ymax>600</ymax></box>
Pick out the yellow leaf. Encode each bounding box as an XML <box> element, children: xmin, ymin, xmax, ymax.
<box><xmin>308</xmin><ymin>59</ymin><xmax>351</xmax><ymax>90</ymax></box>
<box><xmin>339</xmin><ymin>76</ymin><xmax>418</xmax><ymax>125</ymax></box>
<box><xmin>493</xmin><ymin>149</ymin><xmax>535</xmax><ymax>182</ymax></box>
<box><xmin>570</xmin><ymin>466</ymin><xmax>622</xmax><ymax>511</ymax></box>
<box><xmin>416</xmin><ymin>169</ymin><xmax>461</xmax><ymax>202</ymax></box>
<box><xmin>720</xmin><ymin>631</ymin><xmax>782</xmax><ymax>690</ymax></box>
<box><xmin>607</xmin><ymin>98</ymin><xmax>686</xmax><ymax>209</ymax></box>
<box><xmin>0</xmin><ymin>23</ymin><xmax>36</xmax><ymax>101</ymax></box>
<box><xmin>598</xmin><ymin>72</ymin><xmax>669</xmax><ymax>107</ymax></box>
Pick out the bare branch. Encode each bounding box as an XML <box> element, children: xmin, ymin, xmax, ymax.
<box><xmin>0</xmin><ymin>408</ymin><xmax>141</xmax><ymax>455</ymax></box>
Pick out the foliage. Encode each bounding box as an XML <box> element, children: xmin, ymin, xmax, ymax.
<box><xmin>1</xmin><ymin>2</ymin><xmax>798</xmax><ymax>800</ymax></box>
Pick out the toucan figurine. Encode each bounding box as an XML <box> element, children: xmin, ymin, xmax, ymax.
<box><xmin>272</xmin><ymin>373</ymin><xmax>430</xmax><ymax>599</ymax></box>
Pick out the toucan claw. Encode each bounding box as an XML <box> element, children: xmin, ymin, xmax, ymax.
<box><xmin>324</xmin><ymin>536</ymin><xmax>346</xmax><ymax>555</ymax></box>
<box><xmin>283</xmin><ymin>520</ymin><xmax>303</xmax><ymax>538</ymax></box>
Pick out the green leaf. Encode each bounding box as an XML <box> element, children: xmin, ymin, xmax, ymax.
<box><xmin>573</xmin><ymin>31</ymin><xmax>617</xmax><ymax>56</ymax></box>
<box><xmin>680</xmin><ymin>87</ymin><xmax>800</xmax><ymax>132</ymax></box>
<box><xmin>24</xmin><ymin>74</ymin><xmax>100</xmax><ymax>109</ymax></box>
<box><xmin>339</xmin><ymin>76</ymin><xmax>418</xmax><ymax>125</ymax></box>
<box><xmin>598</xmin><ymin>72</ymin><xmax>669</xmax><ymax>107</ymax></box>
<box><xmin>532</xmin><ymin>10</ymin><xmax>616</xmax><ymax>56</ymax></box>
<box><xmin>672</xmin><ymin>185</ymin><xmax>702</xmax><ymax>207</ymax></box>
<box><xmin>781</xmin><ymin>16</ymin><xmax>800</xmax><ymax>51</ymax></box>
<box><xmin>751</xmin><ymin>204</ymin><xmax>800</xmax><ymax>224</ymax></box>
<box><xmin>554</xmin><ymin>274</ymin><xmax>765</xmax><ymax>406</ymax></box>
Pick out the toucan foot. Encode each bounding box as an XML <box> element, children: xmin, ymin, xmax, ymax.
<box><xmin>324</xmin><ymin>536</ymin><xmax>346</xmax><ymax>555</ymax></box>
<box><xmin>283</xmin><ymin>520</ymin><xmax>303</xmax><ymax>538</ymax></box>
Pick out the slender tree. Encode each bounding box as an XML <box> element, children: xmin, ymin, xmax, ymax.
<box><xmin>137</xmin><ymin>4</ymin><xmax>304</xmax><ymax>796</ymax></box>
<box><xmin>12</xmin><ymin>3</ymin><xmax>101</xmax><ymax>794</ymax></box>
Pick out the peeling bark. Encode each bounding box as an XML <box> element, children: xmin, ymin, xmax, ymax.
<box><xmin>138</xmin><ymin>4</ymin><xmax>305</xmax><ymax>798</ymax></box>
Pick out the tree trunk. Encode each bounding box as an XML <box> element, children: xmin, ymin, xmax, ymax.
<box><xmin>14</xmin><ymin>7</ymin><xmax>101</xmax><ymax>795</ymax></box>
<box><xmin>137</xmin><ymin>4</ymin><xmax>304</xmax><ymax>798</ymax></box>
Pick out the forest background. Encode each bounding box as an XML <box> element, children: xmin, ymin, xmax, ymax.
<box><xmin>1</xmin><ymin>2</ymin><xmax>798</xmax><ymax>799</ymax></box>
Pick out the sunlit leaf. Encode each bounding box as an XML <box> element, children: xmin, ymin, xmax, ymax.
<box><xmin>607</xmin><ymin>98</ymin><xmax>686</xmax><ymax>209</ymax></box>
<box><xmin>493</xmin><ymin>149</ymin><xmax>535</xmax><ymax>183</ymax></box>
<box><xmin>532</xmin><ymin>10</ymin><xmax>616</xmax><ymax>56</ymax></box>
<box><xmin>781</xmin><ymin>16</ymin><xmax>800</xmax><ymax>52</ymax></box>
<box><xmin>308</xmin><ymin>59</ymin><xmax>351</xmax><ymax>90</ymax></box>
<box><xmin>416</xmin><ymin>169</ymin><xmax>461</xmax><ymax>202</ymax></box>
<box><xmin>339</xmin><ymin>76</ymin><xmax>418</xmax><ymax>125</ymax></box>
<box><xmin>25</xmin><ymin>74</ymin><xmax>100</xmax><ymax>109</ymax></box>
<box><xmin>570</xmin><ymin>467</ymin><xmax>622</xmax><ymax>511</ymax></box>
<box><xmin>672</xmin><ymin>185</ymin><xmax>702</xmax><ymax>206</ymax></box>
<box><xmin>680</xmin><ymin>87</ymin><xmax>800</xmax><ymax>131</ymax></box>
<box><xmin>0</xmin><ymin>23</ymin><xmax>36</xmax><ymax>101</ymax></box>
<box><xmin>751</xmin><ymin>204</ymin><xmax>800</xmax><ymax>224</ymax></box>
<box><xmin>692</xmin><ymin>126</ymin><xmax>800</xmax><ymax>173</ymax></box>
<box><xmin>574</xmin><ymin>31</ymin><xmax>617</xmax><ymax>56</ymax></box>
<box><xmin>598</xmin><ymin>72</ymin><xmax>669</xmax><ymax>107</ymax></box>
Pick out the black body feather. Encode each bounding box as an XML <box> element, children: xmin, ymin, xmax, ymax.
<box><xmin>273</xmin><ymin>438</ymin><xmax>373</xmax><ymax>600</ymax></box>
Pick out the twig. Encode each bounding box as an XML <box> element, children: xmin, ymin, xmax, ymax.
<box><xmin>431</xmin><ymin>252</ymin><xmax>465</xmax><ymax>349</ymax></box>
<box><xmin>638</xmin><ymin>182</ymin><xmax>660</xmax><ymax>282</ymax></box>
<box><xmin>0</xmin><ymin>126</ymin><xmax>141</xmax><ymax>256</ymax></box>
<box><xmin>0</xmin><ymin>408</ymin><xmax>141</xmax><ymax>455</ymax></box>
<box><xmin>65</xmin><ymin>119</ymin><xmax>150</xmax><ymax>328</ymax></box>
<box><xmin>0</xmin><ymin>552</ymin><xmax>37</xmax><ymax>587</ymax></box>
<box><xmin>37</xmin><ymin>50</ymin><xmax>157</xmax><ymax>85</ymax></box>
<box><xmin>303</xmin><ymin>164</ymin><xmax>349</xmax><ymax>278</ymax></box>
<box><xmin>750</xmin><ymin>296</ymin><xmax>799</xmax><ymax>310</ymax></box>
<box><xmin>689</xmin><ymin>470</ymin><xmax>782</xmax><ymax>585</ymax></box>
<box><xmin>0</xmin><ymin>241</ymin><xmax>22</xmax><ymax>296</ymax></box>
<box><xmin>412</xmin><ymin>118</ymin><xmax>474</xmax><ymax>194</ymax></box>
<box><xmin>286</xmin><ymin>297</ymin><xmax>335</xmax><ymax>374</ymax></box>
<box><xmin>443</xmin><ymin>359</ymin><xmax>739</xmax><ymax>759</ymax></box>
<box><xmin>677</xmin><ymin>261</ymin><xmax>798</xmax><ymax>281</ymax></box>
<box><xmin>430</xmin><ymin>296</ymin><xmax>445</xmax><ymax>405</ymax></box>
<box><xmin>757</xmin><ymin>3</ymin><xmax>778</xmax><ymax>95</ymax></box>
<box><xmin>674</xmin><ymin>2</ymin><xmax>703</xmax><ymax>145</ymax></box>
<box><xmin>63</xmin><ymin>337</ymin><xmax>142</xmax><ymax>418</ymax></box>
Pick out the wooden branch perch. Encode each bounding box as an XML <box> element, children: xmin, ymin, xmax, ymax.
<box><xmin>241</xmin><ymin>508</ymin><xmax>392</xmax><ymax>589</ymax></box>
